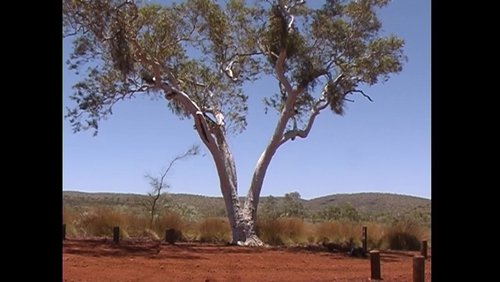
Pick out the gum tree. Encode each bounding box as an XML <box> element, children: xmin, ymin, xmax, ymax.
<box><xmin>63</xmin><ymin>0</ymin><xmax>405</xmax><ymax>246</ymax></box>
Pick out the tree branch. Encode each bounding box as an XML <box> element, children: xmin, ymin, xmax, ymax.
<box><xmin>349</xmin><ymin>89</ymin><xmax>373</xmax><ymax>102</ymax></box>
<box><xmin>275</xmin><ymin>49</ymin><xmax>293</xmax><ymax>94</ymax></box>
<box><xmin>130</xmin><ymin>37</ymin><xmax>218</xmax><ymax>147</ymax></box>
<box><xmin>129</xmin><ymin>37</ymin><xmax>180</xmax><ymax>91</ymax></box>
<box><xmin>331</xmin><ymin>73</ymin><xmax>345</xmax><ymax>88</ymax></box>
<box><xmin>277</xmin><ymin>0</ymin><xmax>306</xmax><ymax>32</ymax></box>
<box><xmin>221</xmin><ymin>51</ymin><xmax>263</xmax><ymax>82</ymax></box>
<box><xmin>63</xmin><ymin>25</ymin><xmax>86</xmax><ymax>38</ymax></box>
<box><xmin>279</xmin><ymin>102</ymin><xmax>320</xmax><ymax>146</ymax></box>
<box><xmin>222</xmin><ymin>59</ymin><xmax>239</xmax><ymax>82</ymax></box>
<box><xmin>107</xmin><ymin>85</ymin><xmax>150</xmax><ymax>112</ymax></box>
<box><xmin>159</xmin><ymin>16</ymin><xmax>197</xmax><ymax>50</ymax></box>
<box><xmin>279</xmin><ymin>73</ymin><xmax>344</xmax><ymax>145</ymax></box>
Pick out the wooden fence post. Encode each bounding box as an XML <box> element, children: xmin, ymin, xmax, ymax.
<box><xmin>413</xmin><ymin>255</ymin><xmax>425</xmax><ymax>282</ymax></box>
<box><xmin>63</xmin><ymin>224</ymin><xmax>66</xmax><ymax>240</ymax></box>
<box><xmin>362</xmin><ymin>226</ymin><xmax>368</xmax><ymax>253</ymax></box>
<box><xmin>113</xmin><ymin>226</ymin><xmax>120</xmax><ymax>243</ymax></box>
<box><xmin>370</xmin><ymin>250</ymin><xmax>381</xmax><ymax>280</ymax></box>
<box><xmin>421</xmin><ymin>240</ymin><xmax>428</xmax><ymax>259</ymax></box>
<box><xmin>165</xmin><ymin>228</ymin><xmax>177</xmax><ymax>244</ymax></box>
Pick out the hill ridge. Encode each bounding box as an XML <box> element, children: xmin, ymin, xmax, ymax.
<box><xmin>63</xmin><ymin>190</ymin><xmax>429</xmax><ymax>200</ymax></box>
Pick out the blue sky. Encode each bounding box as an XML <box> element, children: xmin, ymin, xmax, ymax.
<box><xmin>62</xmin><ymin>0</ymin><xmax>430</xmax><ymax>200</ymax></box>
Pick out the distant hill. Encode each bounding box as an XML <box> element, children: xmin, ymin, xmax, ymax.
<box><xmin>304</xmin><ymin>193</ymin><xmax>430</xmax><ymax>215</ymax></box>
<box><xmin>63</xmin><ymin>191</ymin><xmax>430</xmax><ymax>220</ymax></box>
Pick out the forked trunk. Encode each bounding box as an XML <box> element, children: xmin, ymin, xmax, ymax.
<box><xmin>162</xmin><ymin>55</ymin><xmax>298</xmax><ymax>246</ymax></box>
<box><xmin>206</xmin><ymin>95</ymin><xmax>297</xmax><ymax>246</ymax></box>
<box><xmin>212</xmin><ymin>126</ymin><xmax>279</xmax><ymax>246</ymax></box>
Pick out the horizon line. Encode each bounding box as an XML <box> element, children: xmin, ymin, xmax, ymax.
<box><xmin>63</xmin><ymin>189</ymin><xmax>431</xmax><ymax>200</ymax></box>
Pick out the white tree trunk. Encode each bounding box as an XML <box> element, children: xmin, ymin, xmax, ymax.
<box><xmin>241</xmin><ymin>146</ymin><xmax>278</xmax><ymax>240</ymax></box>
<box><xmin>156</xmin><ymin>49</ymin><xmax>306</xmax><ymax>246</ymax></box>
<box><xmin>211</xmin><ymin>129</ymin><xmax>246</xmax><ymax>243</ymax></box>
<box><xmin>239</xmin><ymin>50</ymin><xmax>304</xmax><ymax>243</ymax></box>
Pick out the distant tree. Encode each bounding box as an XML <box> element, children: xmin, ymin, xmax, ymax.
<box><xmin>317</xmin><ymin>205</ymin><xmax>342</xmax><ymax>221</ymax></box>
<box><xmin>317</xmin><ymin>203</ymin><xmax>360</xmax><ymax>221</ymax></box>
<box><xmin>261</xmin><ymin>195</ymin><xmax>280</xmax><ymax>220</ymax></box>
<box><xmin>144</xmin><ymin>145</ymin><xmax>200</xmax><ymax>228</ymax></box>
<box><xmin>338</xmin><ymin>203</ymin><xmax>360</xmax><ymax>221</ymax></box>
<box><xmin>281</xmin><ymin>192</ymin><xmax>305</xmax><ymax>218</ymax></box>
<box><xmin>64</xmin><ymin>0</ymin><xmax>405</xmax><ymax>246</ymax></box>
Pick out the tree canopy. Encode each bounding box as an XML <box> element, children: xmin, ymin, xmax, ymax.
<box><xmin>64</xmin><ymin>0</ymin><xmax>405</xmax><ymax>137</ymax></box>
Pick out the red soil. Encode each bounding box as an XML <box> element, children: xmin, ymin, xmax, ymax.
<box><xmin>63</xmin><ymin>238</ymin><xmax>431</xmax><ymax>281</ymax></box>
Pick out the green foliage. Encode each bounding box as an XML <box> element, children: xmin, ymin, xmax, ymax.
<box><xmin>262</xmin><ymin>5</ymin><xmax>291</xmax><ymax>64</ymax></box>
<box><xmin>192</xmin><ymin>0</ymin><xmax>229</xmax><ymax>62</ymax></box>
<box><xmin>315</xmin><ymin>203</ymin><xmax>361</xmax><ymax>221</ymax></box>
<box><xmin>260</xmin><ymin>195</ymin><xmax>280</xmax><ymax>220</ymax></box>
<box><xmin>258</xmin><ymin>192</ymin><xmax>308</xmax><ymax>219</ymax></box>
<box><xmin>63</xmin><ymin>0</ymin><xmax>258</xmax><ymax>136</ymax></box>
<box><xmin>282</xmin><ymin>192</ymin><xmax>305</xmax><ymax>218</ymax></box>
<box><xmin>64</xmin><ymin>0</ymin><xmax>405</xmax><ymax>136</ymax></box>
<box><xmin>258</xmin><ymin>0</ymin><xmax>406</xmax><ymax>124</ymax></box>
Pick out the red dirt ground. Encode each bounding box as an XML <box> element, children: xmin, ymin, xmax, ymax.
<box><xmin>63</xmin><ymin>238</ymin><xmax>431</xmax><ymax>281</ymax></box>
